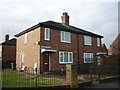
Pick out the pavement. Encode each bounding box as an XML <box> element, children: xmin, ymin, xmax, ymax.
<box><xmin>84</xmin><ymin>80</ymin><xmax>119</xmax><ymax>88</ymax></box>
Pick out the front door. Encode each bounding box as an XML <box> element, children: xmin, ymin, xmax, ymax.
<box><xmin>43</xmin><ymin>53</ymin><xmax>49</xmax><ymax>72</ymax></box>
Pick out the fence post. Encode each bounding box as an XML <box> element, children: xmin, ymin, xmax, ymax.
<box><xmin>89</xmin><ymin>65</ymin><xmax>92</xmax><ymax>82</ymax></box>
<box><xmin>97</xmin><ymin>65</ymin><xmax>100</xmax><ymax>83</ymax></box>
<box><xmin>66</xmin><ymin>64</ymin><xmax>78</xmax><ymax>88</ymax></box>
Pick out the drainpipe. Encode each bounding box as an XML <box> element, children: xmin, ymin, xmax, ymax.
<box><xmin>40</xmin><ymin>27</ymin><xmax>42</xmax><ymax>74</ymax></box>
<box><xmin>40</xmin><ymin>46</ymin><xmax>42</xmax><ymax>74</ymax></box>
<box><xmin>77</xmin><ymin>34</ymin><xmax>80</xmax><ymax>69</ymax></box>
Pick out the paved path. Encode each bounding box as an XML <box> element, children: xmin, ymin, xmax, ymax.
<box><xmin>84</xmin><ymin>80</ymin><xmax>119</xmax><ymax>88</ymax></box>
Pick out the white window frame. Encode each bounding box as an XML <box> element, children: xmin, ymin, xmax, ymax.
<box><xmin>84</xmin><ymin>53</ymin><xmax>93</xmax><ymax>63</ymax></box>
<box><xmin>44</xmin><ymin>28</ymin><xmax>50</xmax><ymax>40</ymax></box>
<box><xmin>24</xmin><ymin>33</ymin><xmax>27</xmax><ymax>44</ymax></box>
<box><xmin>97</xmin><ymin>38</ymin><xmax>100</xmax><ymax>47</ymax></box>
<box><xmin>60</xmin><ymin>31</ymin><xmax>71</xmax><ymax>43</ymax></box>
<box><xmin>59</xmin><ymin>51</ymin><xmax>73</xmax><ymax>64</ymax></box>
<box><xmin>84</xmin><ymin>35</ymin><xmax>92</xmax><ymax>45</ymax></box>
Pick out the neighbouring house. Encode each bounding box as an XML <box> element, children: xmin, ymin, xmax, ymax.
<box><xmin>98</xmin><ymin>43</ymin><xmax>108</xmax><ymax>65</ymax></box>
<box><xmin>101</xmin><ymin>43</ymin><xmax>108</xmax><ymax>54</ymax></box>
<box><xmin>15</xmin><ymin>12</ymin><xmax>105</xmax><ymax>72</ymax></box>
<box><xmin>0</xmin><ymin>34</ymin><xmax>16</xmax><ymax>69</ymax></box>
<box><xmin>108</xmin><ymin>48</ymin><xmax>112</xmax><ymax>55</ymax></box>
<box><xmin>108</xmin><ymin>34</ymin><xmax>120</xmax><ymax>55</ymax></box>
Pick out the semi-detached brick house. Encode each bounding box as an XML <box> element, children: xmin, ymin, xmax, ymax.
<box><xmin>15</xmin><ymin>12</ymin><xmax>105</xmax><ymax>72</ymax></box>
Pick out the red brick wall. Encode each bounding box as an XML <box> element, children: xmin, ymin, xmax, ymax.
<box><xmin>40</xmin><ymin>27</ymin><xmax>102</xmax><ymax>70</ymax></box>
<box><xmin>2</xmin><ymin>45</ymin><xmax>16</xmax><ymax>61</ymax></box>
<box><xmin>79</xmin><ymin>35</ymin><xmax>102</xmax><ymax>64</ymax></box>
<box><xmin>40</xmin><ymin>27</ymin><xmax>78</xmax><ymax>70</ymax></box>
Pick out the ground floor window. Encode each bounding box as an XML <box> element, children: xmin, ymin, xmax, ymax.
<box><xmin>84</xmin><ymin>53</ymin><xmax>93</xmax><ymax>63</ymax></box>
<box><xmin>59</xmin><ymin>51</ymin><xmax>73</xmax><ymax>64</ymax></box>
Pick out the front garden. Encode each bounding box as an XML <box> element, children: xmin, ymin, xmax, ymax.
<box><xmin>2</xmin><ymin>70</ymin><xmax>67</xmax><ymax>87</ymax></box>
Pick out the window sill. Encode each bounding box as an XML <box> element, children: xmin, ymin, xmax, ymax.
<box><xmin>60</xmin><ymin>41</ymin><xmax>71</xmax><ymax>43</ymax></box>
<box><xmin>44</xmin><ymin>40</ymin><xmax>50</xmax><ymax>42</ymax></box>
<box><xmin>84</xmin><ymin>62</ymin><xmax>93</xmax><ymax>63</ymax></box>
<box><xmin>97</xmin><ymin>46</ymin><xmax>101</xmax><ymax>47</ymax></box>
<box><xmin>84</xmin><ymin>44</ymin><xmax>92</xmax><ymax>46</ymax></box>
<box><xmin>44</xmin><ymin>39</ymin><xmax>50</xmax><ymax>40</ymax></box>
<box><xmin>59</xmin><ymin>62</ymin><xmax>73</xmax><ymax>64</ymax></box>
<box><xmin>84</xmin><ymin>61</ymin><xmax>93</xmax><ymax>63</ymax></box>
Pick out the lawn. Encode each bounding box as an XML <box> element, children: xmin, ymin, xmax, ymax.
<box><xmin>2</xmin><ymin>70</ymin><xmax>67</xmax><ymax>87</ymax></box>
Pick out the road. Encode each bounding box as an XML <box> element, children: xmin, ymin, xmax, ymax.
<box><xmin>84</xmin><ymin>80</ymin><xmax>119</xmax><ymax>88</ymax></box>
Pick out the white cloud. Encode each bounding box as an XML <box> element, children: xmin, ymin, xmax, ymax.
<box><xmin>98</xmin><ymin>21</ymin><xmax>118</xmax><ymax>48</ymax></box>
<box><xmin>0</xmin><ymin>0</ymin><xmax>118</xmax><ymax>48</ymax></box>
<box><xmin>13</xmin><ymin>5</ymin><xmax>31</xmax><ymax>15</ymax></box>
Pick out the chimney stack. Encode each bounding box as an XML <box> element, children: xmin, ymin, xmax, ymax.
<box><xmin>61</xmin><ymin>12</ymin><xmax>69</xmax><ymax>25</ymax></box>
<box><xmin>5</xmin><ymin>34</ymin><xmax>9</xmax><ymax>42</ymax></box>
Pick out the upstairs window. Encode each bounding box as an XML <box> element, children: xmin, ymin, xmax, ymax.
<box><xmin>84</xmin><ymin>53</ymin><xmax>93</xmax><ymax>63</ymax></box>
<box><xmin>44</xmin><ymin>28</ymin><xmax>50</xmax><ymax>40</ymax></box>
<box><xmin>84</xmin><ymin>35</ymin><xmax>92</xmax><ymax>45</ymax></box>
<box><xmin>61</xmin><ymin>31</ymin><xmax>71</xmax><ymax>43</ymax></box>
<box><xmin>97</xmin><ymin>38</ymin><xmax>100</xmax><ymax>47</ymax></box>
<box><xmin>24</xmin><ymin>33</ymin><xmax>27</xmax><ymax>44</ymax></box>
<box><xmin>59</xmin><ymin>51</ymin><xmax>73</xmax><ymax>64</ymax></box>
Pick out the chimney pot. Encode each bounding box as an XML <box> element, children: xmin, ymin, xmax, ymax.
<box><xmin>5</xmin><ymin>34</ymin><xmax>9</xmax><ymax>42</ymax></box>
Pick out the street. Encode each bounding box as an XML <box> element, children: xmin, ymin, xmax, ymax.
<box><xmin>84</xmin><ymin>80</ymin><xmax>119</xmax><ymax>88</ymax></box>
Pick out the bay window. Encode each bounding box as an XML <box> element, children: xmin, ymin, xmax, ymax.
<box><xmin>59</xmin><ymin>51</ymin><xmax>73</xmax><ymax>64</ymax></box>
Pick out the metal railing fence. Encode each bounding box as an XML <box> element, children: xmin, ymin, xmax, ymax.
<box><xmin>2</xmin><ymin>67</ymin><xmax>66</xmax><ymax>87</ymax></box>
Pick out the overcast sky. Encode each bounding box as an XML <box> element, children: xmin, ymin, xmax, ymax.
<box><xmin>0</xmin><ymin>0</ymin><xmax>119</xmax><ymax>48</ymax></box>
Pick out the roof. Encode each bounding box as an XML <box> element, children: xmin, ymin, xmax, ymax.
<box><xmin>0</xmin><ymin>38</ymin><xmax>16</xmax><ymax>46</ymax></box>
<box><xmin>102</xmin><ymin>43</ymin><xmax>107</xmax><ymax>48</ymax></box>
<box><xmin>110</xmin><ymin>34</ymin><xmax>120</xmax><ymax>48</ymax></box>
<box><xmin>15</xmin><ymin>20</ymin><xmax>103</xmax><ymax>38</ymax></box>
<box><xmin>109</xmin><ymin>34</ymin><xmax>120</xmax><ymax>55</ymax></box>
